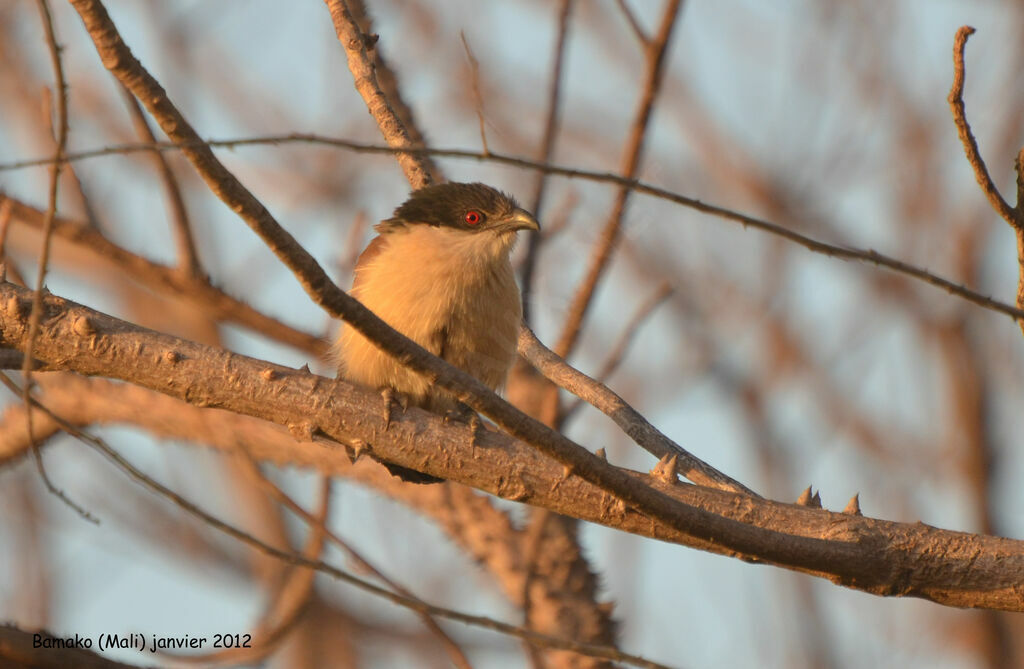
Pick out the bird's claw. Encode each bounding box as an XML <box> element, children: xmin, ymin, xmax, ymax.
<box><xmin>444</xmin><ymin>402</ymin><xmax>483</xmax><ymax>450</ymax></box>
<box><xmin>380</xmin><ymin>387</ymin><xmax>409</xmax><ymax>430</ymax></box>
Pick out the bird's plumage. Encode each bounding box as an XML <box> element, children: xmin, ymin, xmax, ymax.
<box><xmin>335</xmin><ymin>182</ymin><xmax>538</xmax><ymax>418</ymax></box>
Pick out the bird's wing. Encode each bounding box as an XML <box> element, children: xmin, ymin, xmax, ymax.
<box><xmin>350</xmin><ymin>234</ymin><xmax>389</xmax><ymax>297</ymax></box>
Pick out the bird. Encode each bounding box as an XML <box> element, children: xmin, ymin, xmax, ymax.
<box><xmin>335</xmin><ymin>182</ymin><xmax>540</xmax><ymax>482</ymax></box>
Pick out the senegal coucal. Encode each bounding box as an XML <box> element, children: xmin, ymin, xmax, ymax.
<box><xmin>335</xmin><ymin>182</ymin><xmax>540</xmax><ymax>482</ymax></box>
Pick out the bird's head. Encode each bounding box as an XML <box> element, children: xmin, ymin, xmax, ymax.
<box><xmin>379</xmin><ymin>182</ymin><xmax>540</xmax><ymax>258</ymax></box>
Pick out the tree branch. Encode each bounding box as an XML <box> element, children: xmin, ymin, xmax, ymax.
<box><xmin>947</xmin><ymin>26</ymin><xmax>1021</xmax><ymax>231</ymax></box>
<box><xmin>322</xmin><ymin>0</ymin><xmax>439</xmax><ymax>188</ymax></box>
<box><xmin>2</xmin><ymin>283</ymin><xmax>1023</xmax><ymax>611</ymax></box>
<box><xmin>518</xmin><ymin>325</ymin><xmax>754</xmax><ymax>495</ymax></box>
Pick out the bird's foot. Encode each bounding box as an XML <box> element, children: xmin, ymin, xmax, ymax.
<box><xmin>444</xmin><ymin>402</ymin><xmax>483</xmax><ymax>450</ymax></box>
<box><xmin>380</xmin><ymin>387</ymin><xmax>409</xmax><ymax>431</ymax></box>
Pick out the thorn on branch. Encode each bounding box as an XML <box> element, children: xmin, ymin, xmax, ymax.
<box><xmin>649</xmin><ymin>453</ymin><xmax>679</xmax><ymax>485</ymax></box>
<box><xmin>796</xmin><ymin>486</ymin><xmax>822</xmax><ymax>508</ymax></box>
<box><xmin>843</xmin><ymin>493</ymin><xmax>862</xmax><ymax>516</ymax></box>
<box><xmin>351</xmin><ymin>439</ymin><xmax>369</xmax><ymax>462</ymax></box>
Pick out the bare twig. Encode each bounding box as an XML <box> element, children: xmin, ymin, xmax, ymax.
<box><xmin>121</xmin><ymin>86</ymin><xmax>203</xmax><ymax>277</ymax></box>
<box><xmin>521</xmin><ymin>0</ymin><xmax>574</xmax><ymax>325</ymax></box>
<box><xmin>615</xmin><ymin>0</ymin><xmax>650</xmax><ymax>45</ymax></box>
<box><xmin>460</xmin><ymin>31</ymin><xmax>489</xmax><ymax>156</ymax></box>
<box><xmin>1</xmin><ymin>194</ymin><xmax>327</xmax><ymax>356</ymax></box>
<box><xmin>553</xmin><ymin>0</ymin><xmax>683</xmax><ymax>362</ymax></box>
<box><xmin>22</xmin><ymin>0</ymin><xmax>96</xmax><ymax>522</ymax></box>
<box><xmin>6</xmin><ymin>136</ymin><xmax>1024</xmax><ymax>323</ymax></box>
<box><xmin>947</xmin><ymin>26</ymin><xmax>1021</xmax><ymax>231</ymax></box>
<box><xmin>247</xmin><ymin>468</ymin><xmax>474</xmax><ymax>669</ymax></box>
<box><xmin>41</xmin><ymin>86</ymin><xmax>101</xmax><ymax>230</ymax></box>
<box><xmin>0</xmin><ymin>197</ymin><xmax>13</xmax><ymax>280</ymax></box>
<box><xmin>1017</xmin><ymin>146</ymin><xmax>1024</xmax><ymax>327</ymax></box>
<box><xmin>518</xmin><ymin>325</ymin><xmax>755</xmax><ymax>495</ymax></box>
<box><xmin>596</xmin><ymin>281</ymin><xmax>672</xmax><ymax>385</ymax></box>
<box><xmin>158</xmin><ymin>476</ymin><xmax>331</xmax><ymax>667</ymax></box>
<box><xmin>338</xmin><ymin>209</ymin><xmax>369</xmax><ymax>279</ymax></box>
<box><xmin>322</xmin><ymin>0</ymin><xmax>437</xmax><ymax>188</ymax></box>
<box><xmin>948</xmin><ymin>26</ymin><xmax>1024</xmax><ymax>339</ymax></box>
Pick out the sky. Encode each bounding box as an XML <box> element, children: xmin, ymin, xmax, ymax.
<box><xmin>1</xmin><ymin>1</ymin><xmax>1022</xmax><ymax>668</ymax></box>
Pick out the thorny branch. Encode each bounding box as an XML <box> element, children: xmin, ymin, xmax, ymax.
<box><xmin>0</xmin><ymin>373</ymin><xmax>665</xmax><ymax>669</ymax></box>
<box><xmin>1</xmin><ymin>283</ymin><xmax>1023</xmax><ymax>612</ymax></box>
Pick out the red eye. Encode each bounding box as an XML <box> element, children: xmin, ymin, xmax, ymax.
<box><xmin>464</xmin><ymin>210</ymin><xmax>482</xmax><ymax>226</ymax></box>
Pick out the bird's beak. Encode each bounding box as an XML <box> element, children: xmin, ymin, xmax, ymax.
<box><xmin>500</xmin><ymin>208</ymin><xmax>540</xmax><ymax>233</ymax></box>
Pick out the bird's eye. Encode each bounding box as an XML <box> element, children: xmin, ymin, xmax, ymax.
<box><xmin>464</xmin><ymin>210</ymin><xmax>483</xmax><ymax>226</ymax></box>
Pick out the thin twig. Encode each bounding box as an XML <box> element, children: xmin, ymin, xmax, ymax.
<box><xmin>615</xmin><ymin>0</ymin><xmax>650</xmax><ymax>45</ymax></box>
<box><xmin>518</xmin><ymin>326</ymin><xmax>756</xmax><ymax>495</ymax></box>
<box><xmin>121</xmin><ymin>86</ymin><xmax>203</xmax><ymax>277</ymax></box>
<box><xmin>338</xmin><ymin>209</ymin><xmax>369</xmax><ymax>279</ymax></box>
<box><xmin>1017</xmin><ymin>148</ymin><xmax>1024</xmax><ymax>336</ymax></box>
<box><xmin>158</xmin><ymin>477</ymin><xmax>331</xmax><ymax>667</ymax></box>
<box><xmin>23</xmin><ymin>0</ymin><xmax>96</xmax><ymax>522</ymax></box>
<box><xmin>553</xmin><ymin>0</ymin><xmax>683</xmax><ymax>361</ymax></box>
<box><xmin>0</xmin><ymin>197</ymin><xmax>13</xmax><ymax>281</ymax></box>
<box><xmin>1</xmin><ymin>194</ymin><xmax>327</xmax><ymax>356</ymax></box>
<box><xmin>596</xmin><ymin>281</ymin><xmax>672</xmax><ymax>383</ymax></box>
<box><xmin>245</xmin><ymin>466</ymin><xmax>475</xmax><ymax>669</ymax></box>
<box><xmin>521</xmin><ymin>0</ymin><xmax>574</xmax><ymax>325</ymax></box>
<box><xmin>41</xmin><ymin>86</ymin><xmax>101</xmax><ymax>230</ymax></box>
<box><xmin>460</xmin><ymin>31</ymin><xmax>489</xmax><ymax>156</ymax></box>
<box><xmin>947</xmin><ymin>26</ymin><xmax>1021</xmax><ymax>231</ymax></box>
<box><xmin>947</xmin><ymin>26</ymin><xmax>1024</xmax><ymax>338</ymax></box>
<box><xmin>5</xmin><ymin>136</ymin><xmax>1024</xmax><ymax>323</ymax></box>
<box><xmin>343</xmin><ymin>0</ymin><xmax>442</xmax><ymax>185</ymax></box>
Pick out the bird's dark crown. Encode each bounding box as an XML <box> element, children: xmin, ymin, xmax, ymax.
<box><xmin>380</xmin><ymin>182</ymin><xmax>520</xmax><ymax>233</ymax></box>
